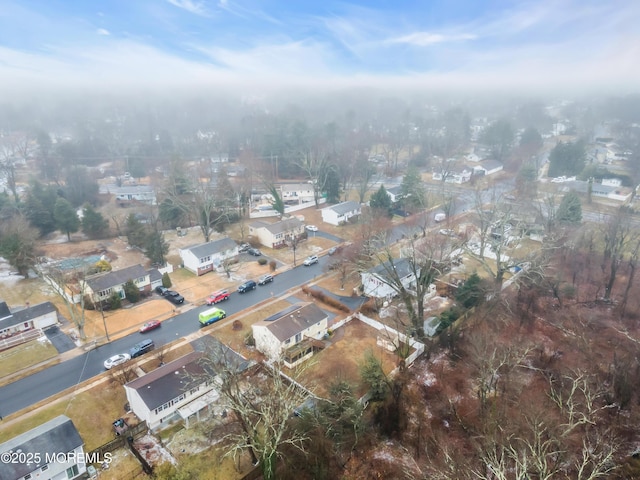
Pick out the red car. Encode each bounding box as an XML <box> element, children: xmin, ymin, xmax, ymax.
<box><xmin>139</xmin><ymin>320</ymin><xmax>161</xmax><ymax>333</ymax></box>
<box><xmin>206</xmin><ymin>290</ymin><xmax>230</xmax><ymax>305</ymax></box>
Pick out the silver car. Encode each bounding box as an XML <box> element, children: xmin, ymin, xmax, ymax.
<box><xmin>104</xmin><ymin>353</ymin><xmax>131</xmax><ymax>370</ymax></box>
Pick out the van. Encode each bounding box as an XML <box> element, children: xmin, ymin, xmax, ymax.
<box><xmin>129</xmin><ymin>339</ymin><xmax>154</xmax><ymax>358</ymax></box>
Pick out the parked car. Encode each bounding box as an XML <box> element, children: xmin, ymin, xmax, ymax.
<box><xmin>305</xmin><ymin>225</ymin><xmax>318</xmax><ymax>232</ymax></box>
<box><xmin>139</xmin><ymin>320</ymin><xmax>161</xmax><ymax>333</ymax></box>
<box><xmin>155</xmin><ymin>286</ymin><xmax>169</xmax><ymax>296</ymax></box>
<box><xmin>130</xmin><ymin>339</ymin><xmax>155</xmax><ymax>359</ymax></box>
<box><xmin>438</xmin><ymin>229</ymin><xmax>456</xmax><ymax>237</ymax></box>
<box><xmin>206</xmin><ymin>289</ymin><xmax>230</xmax><ymax>305</ymax></box>
<box><xmin>238</xmin><ymin>243</ymin><xmax>250</xmax><ymax>253</ymax></box>
<box><xmin>247</xmin><ymin>248</ymin><xmax>262</xmax><ymax>256</ymax></box>
<box><xmin>198</xmin><ymin>307</ymin><xmax>226</xmax><ymax>327</ymax></box>
<box><xmin>104</xmin><ymin>353</ymin><xmax>131</xmax><ymax>370</ymax></box>
<box><xmin>238</xmin><ymin>280</ymin><xmax>257</xmax><ymax>293</ymax></box>
<box><xmin>113</xmin><ymin>418</ymin><xmax>129</xmax><ymax>436</ymax></box>
<box><xmin>303</xmin><ymin>255</ymin><xmax>319</xmax><ymax>266</ymax></box>
<box><xmin>258</xmin><ymin>274</ymin><xmax>274</xmax><ymax>285</ymax></box>
<box><xmin>328</xmin><ymin>246</ymin><xmax>338</xmax><ymax>255</ymax></box>
<box><xmin>165</xmin><ymin>291</ymin><xmax>185</xmax><ymax>304</ymax></box>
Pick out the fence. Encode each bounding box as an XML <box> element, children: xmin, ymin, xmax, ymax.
<box><xmin>249</xmin><ymin>198</ymin><xmax>326</xmax><ymax>218</ymax></box>
<box><xmin>88</xmin><ymin>421</ymin><xmax>149</xmax><ymax>459</ymax></box>
<box><xmin>0</xmin><ymin>329</ymin><xmax>43</xmax><ymax>352</ymax></box>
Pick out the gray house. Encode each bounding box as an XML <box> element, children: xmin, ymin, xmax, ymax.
<box><xmin>0</xmin><ymin>415</ymin><xmax>87</xmax><ymax>480</ymax></box>
<box><xmin>0</xmin><ymin>301</ymin><xmax>58</xmax><ymax>338</ymax></box>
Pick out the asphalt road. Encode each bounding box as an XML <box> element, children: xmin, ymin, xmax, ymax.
<box><xmin>0</xmin><ymin>256</ymin><xmax>333</xmax><ymax>418</ymax></box>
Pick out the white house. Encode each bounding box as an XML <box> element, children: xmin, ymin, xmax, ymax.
<box><xmin>179</xmin><ymin>237</ymin><xmax>239</xmax><ymax>276</ymax></box>
<box><xmin>321</xmin><ymin>201</ymin><xmax>362</xmax><ymax>226</ymax></box>
<box><xmin>279</xmin><ymin>183</ymin><xmax>316</xmax><ymax>204</ymax></box>
<box><xmin>112</xmin><ymin>185</ymin><xmax>157</xmax><ymax>206</ymax></box>
<box><xmin>252</xmin><ymin>303</ymin><xmax>328</xmax><ymax>367</ymax></box>
<box><xmin>433</xmin><ymin>166</ymin><xmax>473</xmax><ymax>184</ymax></box>
<box><xmin>125</xmin><ymin>348</ymin><xmax>247</xmax><ymax>431</ymax></box>
<box><xmin>84</xmin><ymin>264</ymin><xmax>151</xmax><ymax>303</ymax></box>
<box><xmin>249</xmin><ymin>217</ymin><xmax>305</xmax><ymax>249</ymax></box>
<box><xmin>0</xmin><ymin>301</ymin><xmax>58</xmax><ymax>338</ymax></box>
<box><xmin>385</xmin><ymin>185</ymin><xmax>404</xmax><ymax>203</ymax></box>
<box><xmin>361</xmin><ymin>258</ymin><xmax>418</xmax><ymax>300</ymax></box>
<box><xmin>0</xmin><ymin>415</ymin><xmax>87</xmax><ymax>480</ymax></box>
<box><xmin>473</xmin><ymin>159</ymin><xmax>504</xmax><ymax>176</ymax></box>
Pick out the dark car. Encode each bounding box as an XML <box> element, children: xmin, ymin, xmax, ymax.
<box><xmin>166</xmin><ymin>290</ymin><xmax>185</xmax><ymax>304</ymax></box>
<box><xmin>129</xmin><ymin>339</ymin><xmax>154</xmax><ymax>358</ymax></box>
<box><xmin>155</xmin><ymin>286</ymin><xmax>169</xmax><ymax>296</ymax></box>
<box><xmin>238</xmin><ymin>280</ymin><xmax>257</xmax><ymax>293</ymax></box>
<box><xmin>247</xmin><ymin>248</ymin><xmax>262</xmax><ymax>256</ymax></box>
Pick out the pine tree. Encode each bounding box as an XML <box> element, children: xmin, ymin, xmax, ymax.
<box><xmin>54</xmin><ymin>197</ymin><xmax>80</xmax><ymax>240</ymax></box>
<box><xmin>370</xmin><ymin>185</ymin><xmax>392</xmax><ymax>216</ymax></box>
<box><xmin>556</xmin><ymin>190</ymin><xmax>582</xmax><ymax>224</ymax></box>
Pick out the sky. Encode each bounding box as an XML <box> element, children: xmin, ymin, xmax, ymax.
<box><xmin>0</xmin><ymin>0</ymin><xmax>639</xmax><ymax>94</ymax></box>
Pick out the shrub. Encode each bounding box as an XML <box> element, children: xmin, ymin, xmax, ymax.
<box><xmin>359</xmin><ymin>298</ymin><xmax>379</xmax><ymax>316</ymax></box>
<box><xmin>232</xmin><ymin>320</ymin><xmax>243</xmax><ymax>331</ymax></box>
<box><xmin>162</xmin><ymin>272</ymin><xmax>172</xmax><ymax>288</ymax></box>
<box><xmin>258</xmin><ymin>258</ymin><xmax>268</xmax><ymax>266</ymax></box>
<box><xmin>244</xmin><ymin>332</ymin><xmax>255</xmax><ymax>346</ymax></box>
<box><xmin>269</xmin><ymin>260</ymin><xmax>277</xmax><ymax>271</ymax></box>
<box><xmin>248</xmin><ymin>238</ymin><xmax>262</xmax><ymax>248</ymax></box>
<box><xmin>301</xmin><ymin>285</ymin><xmax>350</xmax><ymax>313</ymax></box>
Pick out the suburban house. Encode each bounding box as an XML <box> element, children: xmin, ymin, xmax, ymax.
<box><xmin>279</xmin><ymin>183</ymin><xmax>316</xmax><ymax>204</ymax></box>
<box><xmin>386</xmin><ymin>185</ymin><xmax>404</xmax><ymax>203</ymax></box>
<box><xmin>0</xmin><ymin>415</ymin><xmax>87</xmax><ymax>480</ymax></box>
<box><xmin>361</xmin><ymin>258</ymin><xmax>418</xmax><ymax>300</ymax></box>
<box><xmin>252</xmin><ymin>303</ymin><xmax>329</xmax><ymax>367</ymax></box>
<box><xmin>473</xmin><ymin>159</ymin><xmax>504</xmax><ymax>176</ymax></box>
<box><xmin>562</xmin><ymin>180</ymin><xmax>633</xmax><ymax>202</ymax></box>
<box><xmin>125</xmin><ymin>348</ymin><xmax>247</xmax><ymax>431</ymax></box>
<box><xmin>111</xmin><ymin>184</ymin><xmax>157</xmax><ymax>206</ymax></box>
<box><xmin>321</xmin><ymin>201</ymin><xmax>362</xmax><ymax>226</ymax></box>
<box><xmin>0</xmin><ymin>301</ymin><xmax>58</xmax><ymax>339</ymax></box>
<box><xmin>432</xmin><ymin>166</ymin><xmax>473</xmax><ymax>184</ymax></box>
<box><xmin>179</xmin><ymin>237</ymin><xmax>239</xmax><ymax>276</ymax></box>
<box><xmin>84</xmin><ymin>264</ymin><xmax>151</xmax><ymax>303</ymax></box>
<box><xmin>249</xmin><ymin>217</ymin><xmax>305</xmax><ymax>249</ymax></box>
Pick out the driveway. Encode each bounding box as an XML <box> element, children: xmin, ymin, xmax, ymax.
<box><xmin>311</xmin><ymin>230</ymin><xmax>344</xmax><ymax>243</ymax></box>
<box><xmin>43</xmin><ymin>325</ymin><xmax>76</xmax><ymax>354</ymax></box>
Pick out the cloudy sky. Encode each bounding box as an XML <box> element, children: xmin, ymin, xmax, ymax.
<box><xmin>1</xmin><ymin>0</ymin><xmax>639</xmax><ymax>93</ymax></box>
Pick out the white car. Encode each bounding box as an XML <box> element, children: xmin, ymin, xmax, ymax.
<box><xmin>303</xmin><ymin>255</ymin><xmax>319</xmax><ymax>266</ymax></box>
<box><xmin>104</xmin><ymin>353</ymin><xmax>131</xmax><ymax>370</ymax></box>
<box><xmin>305</xmin><ymin>225</ymin><xmax>318</xmax><ymax>232</ymax></box>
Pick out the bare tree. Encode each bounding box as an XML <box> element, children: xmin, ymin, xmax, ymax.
<box><xmin>599</xmin><ymin>209</ymin><xmax>639</xmax><ymax>301</ymax></box>
<box><xmin>297</xmin><ymin>147</ymin><xmax>330</xmax><ymax>208</ymax></box>
<box><xmin>199</xmin><ymin>346</ymin><xmax>311</xmax><ymax>480</ymax></box>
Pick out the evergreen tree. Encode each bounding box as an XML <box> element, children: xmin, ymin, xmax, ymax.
<box><xmin>162</xmin><ymin>272</ymin><xmax>172</xmax><ymax>288</ymax></box>
<box><xmin>158</xmin><ymin>198</ymin><xmax>185</xmax><ymax>229</ymax></box>
<box><xmin>548</xmin><ymin>141</ymin><xmax>586</xmax><ymax>178</ymax></box>
<box><xmin>145</xmin><ymin>230</ymin><xmax>169</xmax><ymax>265</ymax></box>
<box><xmin>268</xmin><ymin>185</ymin><xmax>285</xmax><ymax>216</ymax></box>
<box><xmin>369</xmin><ymin>185</ymin><xmax>392</xmax><ymax>216</ymax></box>
<box><xmin>53</xmin><ymin>197</ymin><xmax>80</xmax><ymax>240</ymax></box>
<box><xmin>324</xmin><ymin>167</ymin><xmax>341</xmax><ymax>203</ymax></box>
<box><xmin>81</xmin><ymin>204</ymin><xmax>109</xmax><ymax>239</ymax></box>
<box><xmin>24</xmin><ymin>180</ymin><xmax>57</xmax><ymax>236</ymax></box>
<box><xmin>556</xmin><ymin>190</ymin><xmax>582</xmax><ymax>224</ymax></box>
<box><xmin>400</xmin><ymin>166</ymin><xmax>426</xmax><ymax>210</ymax></box>
<box><xmin>125</xmin><ymin>213</ymin><xmax>147</xmax><ymax>248</ymax></box>
<box><xmin>456</xmin><ymin>272</ymin><xmax>484</xmax><ymax>309</ymax></box>
<box><xmin>123</xmin><ymin>279</ymin><xmax>140</xmax><ymax>303</ymax></box>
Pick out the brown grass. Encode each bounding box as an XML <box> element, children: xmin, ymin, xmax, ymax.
<box><xmin>0</xmin><ymin>339</ymin><xmax>58</xmax><ymax>378</ymax></box>
<box><xmin>301</xmin><ymin>285</ymin><xmax>350</xmax><ymax>312</ymax></box>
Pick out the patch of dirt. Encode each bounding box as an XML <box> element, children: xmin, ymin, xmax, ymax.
<box><xmin>134</xmin><ymin>434</ymin><xmax>177</xmax><ymax>467</ymax></box>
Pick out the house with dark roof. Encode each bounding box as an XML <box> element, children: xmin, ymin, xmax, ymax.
<box><xmin>0</xmin><ymin>301</ymin><xmax>58</xmax><ymax>338</ymax></box>
<box><xmin>249</xmin><ymin>217</ymin><xmax>305</xmax><ymax>249</ymax></box>
<box><xmin>321</xmin><ymin>200</ymin><xmax>362</xmax><ymax>226</ymax></box>
<box><xmin>360</xmin><ymin>258</ymin><xmax>418</xmax><ymax>300</ymax></box>
<box><xmin>279</xmin><ymin>183</ymin><xmax>316</xmax><ymax>204</ymax></box>
<box><xmin>252</xmin><ymin>303</ymin><xmax>328</xmax><ymax>367</ymax></box>
<box><xmin>0</xmin><ymin>415</ymin><xmax>87</xmax><ymax>480</ymax></box>
<box><xmin>385</xmin><ymin>185</ymin><xmax>404</xmax><ymax>203</ymax></box>
<box><xmin>124</xmin><ymin>346</ymin><xmax>248</xmax><ymax>430</ymax></box>
<box><xmin>83</xmin><ymin>264</ymin><xmax>150</xmax><ymax>303</ymax></box>
<box><xmin>178</xmin><ymin>237</ymin><xmax>239</xmax><ymax>276</ymax></box>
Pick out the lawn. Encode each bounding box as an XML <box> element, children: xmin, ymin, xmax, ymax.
<box><xmin>0</xmin><ymin>378</ymin><xmax>129</xmax><ymax>451</ymax></box>
<box><xmin>0</xmin><ymin>338</ymin><xmax>59</xmax><ymax>379</ymax></box>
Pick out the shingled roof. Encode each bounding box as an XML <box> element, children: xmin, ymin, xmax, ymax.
<box><xmin>0</xmin><ymin>415</ymin><xmax>83</xmax><ymax>480</ymax></box>
<box><xmin>86</xmin><ymin>264</ymin><xmax>147</xmax><ymax>292</ymax></box>
<box><xmin>0</xmin><ymin>301</ymin><xmax>57</xmax><ymax>332</ymax></box>
<box><xmin>250</xmin><ymin>218</ymin><xmax>303</xmax><ymax>235</ymax></box>
<box><xmin>255</xmin><ymin>303</ymin><xmax>328</xmax><ymax>342</ymax></box>
<box><xmin>184</xmin><ymin>237</ymin><xmax>238</xmax><ymax>258</ymax></box>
